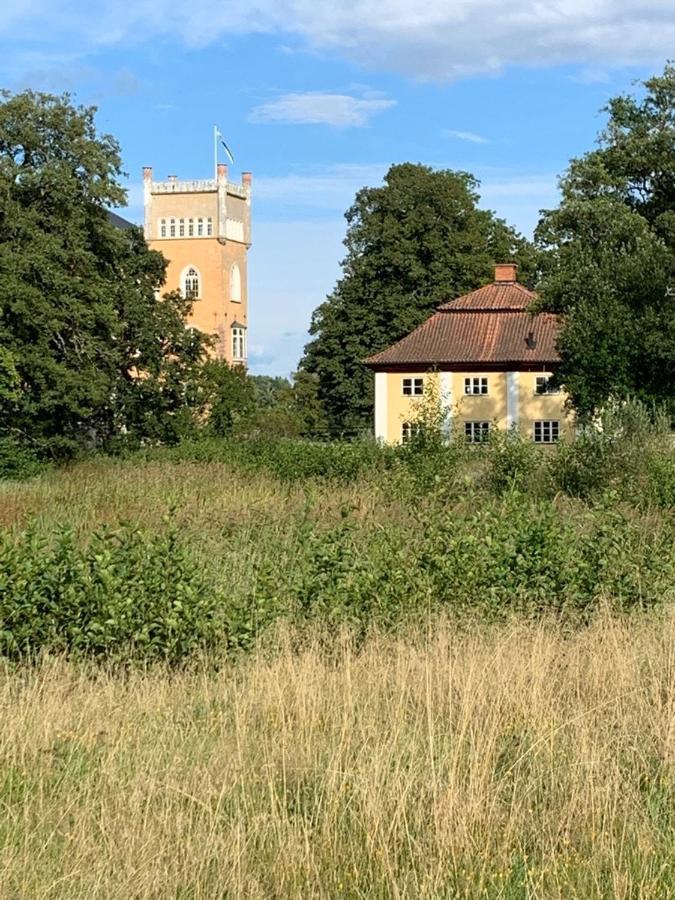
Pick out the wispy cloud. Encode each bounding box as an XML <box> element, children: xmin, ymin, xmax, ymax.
<box><xmin>1</xmin><ymin>1</ymin><xmax>672</xmax><ymax>82</ymax></box>
<box><xmin>443</xmin><ymin>129</ymin><xmax>489</xmax><ymax>144</ymax></box>
<box><xmin>248</xmin><ymin>91</ymin><xmax>396</xmax><ymax>127</ymax></box>
<box><xmin>570</xmin><ymin>67</ymin><xmax>612</xmax><ymax>85</ymax></box>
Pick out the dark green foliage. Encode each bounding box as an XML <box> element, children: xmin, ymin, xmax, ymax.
<box><xmin>0</xmin><ymin>524</ymin><xmax>223</xmax><ymax>663</ymax></box>
<box><xmin>301</xmin><ymin>163</ymin><xmax>537</xmax><ymax>433</ymax></box>
<box><xmin>147</xmin><ymin>435</ymin><xmax>396</xmax><ymax>483</ymax></box>
<box><xmin>536</xmin><ymin>64</ymin><xmax>675</xmax><ymax>417</ymax></box>
<box><xmin>201</xmin><ymin>360</ymin><xmax>257</xmax><ymax>436</ymax></box>
<box><xmin>0</xmin><ymin>437</ymin><xmax>47</xmax><ymax>481</ymax></box>
<box><xmin>0</xmin><ymin>90</ymin><xmax>209</xmax><ymax>459</ymax></box>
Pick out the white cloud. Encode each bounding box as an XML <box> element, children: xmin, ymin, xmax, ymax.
<box><xmin>443</xmin><ymin>129</ymin><xmax>489</xmax><ymax>144</ymax></box>
<box><xmin>249</xmin><ymin>91</ymin><xmax>396</xmax><ymax>127</ymax></box>
<box><xmin>1</xmin><ymin>0</ymin><xmax>672</xmax><ymax>81</ymax></box>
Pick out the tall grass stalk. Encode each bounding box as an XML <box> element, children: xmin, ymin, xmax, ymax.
<box><xmin>1</xmin><ymin>616</ymin><xmax>674</xmax><ymax>898</ymax></box>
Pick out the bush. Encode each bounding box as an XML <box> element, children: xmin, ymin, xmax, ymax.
<box><xmin>0</xmin><ymin>524</ymin><xmax>223</xmax><ymax>664</ymax></box>
<box><xmin>0</xmin><ymin>437</ymin><xmax>48</xmax><ymax>481</ymax></box>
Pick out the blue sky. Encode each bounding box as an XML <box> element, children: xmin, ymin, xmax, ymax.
<box><xmin>1</xmin><ymin>2</ymin><xmax>670</xmax><ymax>375</ymax></box>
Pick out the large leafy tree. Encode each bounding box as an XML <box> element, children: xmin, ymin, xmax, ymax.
<box><xmin>0</xmin><ymin>90</ymin><xmax>209</xmax><ymax>458</ymax></box>
<box><xmin>536</xmin><ymin>64</ymin><xmax>675</xmax><ymax>417</ymax></box>
<box><xmin>300</xmin><ymin>163</ymin><xmax>536</xmax><ymax>433</ymax></box>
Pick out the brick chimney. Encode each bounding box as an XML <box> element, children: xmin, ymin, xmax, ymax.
<box><xmin>242</xmin><ymin>172</ymin><xmax>252</xmax><ymax>186</ymax></box>
<box><xmin>142</xmin><ymin>166</ymin><xmax>153</xmax><ymax>181</ymax></box>
<box><xmin>494</xmin><ymin>263</ymin><xmax>518</xmax><ymax>283</ymax></box>
<box><xmin>217</xmin><ymin>163</ymin><xmax>228</xmax><ymax>180</ymax></box>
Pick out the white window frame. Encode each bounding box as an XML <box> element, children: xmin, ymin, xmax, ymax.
<box><xmin>231</xmin><ymin>326</ymin><xmax>246</xmax><ymax>362</ymax></box>
<box><xmin>197</xmin><ymin>218</ymin><xmax>204</xmax><ymax>237</ymax></box>
<box><xmin>535</xmin><ymin>375</ymin><xmax>561</xmax><ymax>395</ymax></box>
<box><xmin>188</xmin><ymin>219</ymin><xmax>194</xmax><ymax>237</ymax></box>
<box><xmin>464</xmin><ymin>421</ymin><xmax>490</xmax><ymax>443</ymax></box>
<box><xmin>207</xmin><ymin>217</ymin><xmax>213</xmax><ymax>236</ymax></box>
<box><xmin>401</xmin><ymin>421</ymin><xmax>422</xmax><ymax>444</ymax></box>
<box><xmin>464</xmin><ymin>376</ymin><xmax>489</xmax><ymax>395</ymax></box>
<box><xmin>402</xmin><ymin>377</ymin><xmax>424</xmax><ymax>396</ymax></box>
<box><xmin>160</xmin><ymin>219</ymin><xmax>167</xmax><ymax>238</ymax></box>
<box><xmin>179</xmin><ymin>218</ymin><xmax>185</xmax><ymax>237</ymax></box>
<box><xmin>182</xmin><ymin>266</ymin><xmax>201</xmax><ymax>300</ymax></box>
<box><xmin>169</xmin><ymin>218</ymin><xmax>176</xmax><ymax>238</ymax></box>
<box><xmin>533</xmin><ymin>420</ymin><xmax>560</xmax><ymax>444</ymax></box>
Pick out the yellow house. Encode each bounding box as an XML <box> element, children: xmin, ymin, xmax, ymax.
<box><xmin>142</xmin><ymin>164</ymin><xmax>251</xmax><ymax>365</ymax></box>
<box><xmin>364</xmin><ymin>264</ymin><xmax>571</xmax><ymax>445</ymax></box>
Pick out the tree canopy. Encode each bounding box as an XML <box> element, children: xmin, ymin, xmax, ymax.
<box><xmin>0</xmin><ymin>90</ymin><xmax>209</xmax><ymax>458</ymax></box>
<box><xmin>536</xmin><ymin>64</ymin><xmax>675</xmax><ymax>418</ymax></box>
<box><xmin>300</xmin><ymin>163</ymin><xmax>536</xmax><ymax>434</ymax></box>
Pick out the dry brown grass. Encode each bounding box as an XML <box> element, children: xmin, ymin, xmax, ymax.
<box><xmin>2</xmin><ymin>614</ymin><xmax>675</xmax><ymax>899</ymax></box>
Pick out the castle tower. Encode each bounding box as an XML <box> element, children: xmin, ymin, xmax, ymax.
<box><xmin>142</xmin><ymin>164</ymin><xmax>252</xmax><ymax>365</ymax></box>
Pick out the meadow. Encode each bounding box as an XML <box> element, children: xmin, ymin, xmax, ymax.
<box><xmin>0</xmin><ymin>426</ymin><xmax>674</xmax><ymax>897</ymax></box>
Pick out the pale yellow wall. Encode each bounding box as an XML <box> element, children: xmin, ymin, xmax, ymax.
<box><xmin>518</xmin><ymin>371</ymin><xmax>574</xmax><ymax>440</ymax></box>
<box><xmin>385</xmin><ymin>372</ymin><xmax>438</xmax><ymax>443</ymax></box>
<box><xmin>380</xmin><ymin>369</ymin><xmax>573</xmax><ymax>444</ymax></box>
<box><xmin>452</xmin><ymin>371</ymin><xmax>508</xmax><ymax>430</ymax></box>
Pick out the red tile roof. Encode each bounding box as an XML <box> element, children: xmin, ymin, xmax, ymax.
<box><xmin>438</xmin><ymin>280</ymin><xmax>536</xmax><ymax>311</ymax></box>
<box><xmin>364</xmin><ymin>274</ymin><xmax>561</xmax><ymax>368</ymax></box>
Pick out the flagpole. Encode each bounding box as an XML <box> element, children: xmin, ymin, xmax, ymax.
<box><xmin>213</xmin><ymin>125</ymin><xmax>218</xmax><ymax>179</ymax></box>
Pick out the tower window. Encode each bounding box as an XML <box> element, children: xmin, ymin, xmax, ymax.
<box><xmin>188</xmin><ymin>219</ymin><xmax>194</xmax><ymax>237</ymax></box>
<box><xmin>207</xmin><ymin>217</ymin><xmax>213</xmax><ymax>236</ymax></box>
<box><xmin>183</xmin><ymin>267</ymin><xmax>200</xmax><ymax>300</ymax></box>
<box><xmin>169</xmin><ymin>218</ymin><xmax>176</xmax><ymax>237</ymax></box>
<box><xmin>179</xmin><ymin>218</ymin><xmax>185</xmax><ymax>237</ymax></box>
<box><xmin>232</xmin><ymin>326</ymin><xmax>246</xmax><ymax>361</ymax></box>
<box><xmin>160</xmin><ymin>219</ymin><xmax>166</xmax><ymax>238</ymax></box>
<box><xmin>230</xmin><ymin>264</ymin><xmax>242</xmax><ymax>302</ymax></box>
<box><xmin>197</xmin><ymin>218</ymin><xmax>204</xmax><ymax>237</ymax></box>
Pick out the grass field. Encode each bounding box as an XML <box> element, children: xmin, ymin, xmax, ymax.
<box><xmin>2</xmin><ymin>617</ymin><xmax>675</xmax><ymax>898</ymax></box>
<box><xmin>1</xmin><ymin>445</ymin><xmax>674</xmax><ymax>897</ymax></box>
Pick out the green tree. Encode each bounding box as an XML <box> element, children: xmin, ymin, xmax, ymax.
<box><xmin>536</xmin><ymin>64</ymin><xmax>675</xmax><ymax>418</ymax></box>
<box><xmin>0</xmin><ymin>90</ymin><xmax>209</xmax><ymax>458</ymax></box>
<box><xmin>300</xmin><ymin>163</ymin><xmax>536</xmax><ymax>433</ymax></box>
<box><xmin>201</xmin><ymin>361</ymin><xmax>256</xmax><ymax>436</ymax></box>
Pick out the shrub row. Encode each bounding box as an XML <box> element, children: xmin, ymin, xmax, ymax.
<box><xmin>0</xmin><ymin>525</ymin><xmax>222</xmax><ymax>664</ymax></box>
<box><xmin>2</xmin><ymin>495</ymin><xmax>673</xmax><ymax>664</ymax></box>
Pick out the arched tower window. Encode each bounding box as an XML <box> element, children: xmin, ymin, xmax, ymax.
<box><xmin>182</xmin><ymin>266</ymin><xmax>200</xmax><ymax>300</ymax></box>
<box><xmin>230</xmin><ymin>264</ymin><xmax>241</xmax><ymax>303</ymax></box>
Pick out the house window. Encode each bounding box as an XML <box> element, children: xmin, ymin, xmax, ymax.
<box><xmin>402</xmin><ymin>377</ymin><xmax>424</xmax><ymax>396</ymax></box>
<box><xmin>464</xmin><ymin>377</ymin><xmax>488</xmax><ymax>395</ymax></box>
<box><xmin>535</xmin><ymin>376</ymin><xmax>561</xmax><ymax>395</ymax></box>
<box><xmin>179</xmin><ymin>219</ymin><xmax>185</xmax><ymax>237</ymax></box>
<box><xmin>169</xmin><ymin>218</ymin><xmax>176</xmax><ymax>238</ymax></box>
<box><xmin>465</xmin><ymin>421</ymin><xmax>490</xmax><ymax>443</ymax></box>
<box><xmin>533</xmin><ymin>420</ymin><xmax>560</xmax><ymax>443</ymax></box>
<box><xmin>188</xmin><ymin>219</ymin><xmax>194</xmax><ymax>237</ymax></box>
<box><xmin>197</xmin><ymin>218</ymin><xmax>204</xmax><ymax>236</ymax></box>
<box><xmin>207</xmin><ymin>217</ymin><xmax>213</xmax><ymax>236</ymax></box>
<box><xmin>232</xmin><ymin>326</ymin><xmax>246</xmax><ymax>361</ymax></box>
<box><xmin>160</xmin><ymin>219</ymin><xmax>166</xmax><ymax>238</ymax></box>
<box><xmin>183</xmin><ymin>267</ymin><xmax>200</xmax><ymax>299</ymax></box>
<box><xmin>230</xmin><ymin>264</ymin><xmax>241</xmax><ymax>302</ymax></box>
<box><xmin>401</xmin><ymin>422</ymin><xmax>422</xmax><ymax>444</ymax></box>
